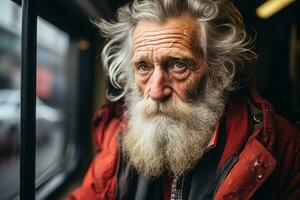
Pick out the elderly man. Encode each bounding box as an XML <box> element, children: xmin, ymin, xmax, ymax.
<box><xmin>69</xmin><ymin>0</ymin><xmax>300</xmax><ymax>199</ymax></box>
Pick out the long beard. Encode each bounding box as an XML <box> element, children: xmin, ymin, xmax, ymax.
<box><xmin>123</xmin><ymin>78</ymin><xmax>226</xmax><ymax>178</ymax></box>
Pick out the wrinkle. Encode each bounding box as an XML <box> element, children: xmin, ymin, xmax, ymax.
<box><xmin>133</xmin><ymin>47</ymin><xmax>194</xmax><ymax>63</ymax></box>
<box><xmin>134</xmin><ymin>28</ymin><xmax>191</xmax><ymax>40</ymax></box>
<box><xmin>134</xmin><ymin>35</ymin><xmax>190</xmax><ymax>46</ymax></box>
<box><xmin>134</xmin><ymin>32</ymin><xmax>190</xmax><ymax>43</ymax></box>
<box><xmin>134</xmin><ymin>41</ymin><xmax>191</xmax><ymax>52</ymax></box>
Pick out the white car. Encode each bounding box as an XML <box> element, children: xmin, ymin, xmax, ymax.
<box><xmin>0</xmin><ymin>89</ymin><xmax>63</xmax><ymax>160</ymax></box>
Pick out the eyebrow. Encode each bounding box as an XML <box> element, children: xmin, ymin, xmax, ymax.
<box><xmin>162</xmin><ymin>52</ymin><xmax>194</xmax><ymax>60</ymax></box>
<box><xmin>131</xmin><ymin>55</ymin><xmax>151</xmax><ymax>66</ymax></box>
<box><xmin>131</xmin><ymin>54</ymin><xmax>197</xmax><ymax>69</ymax></box>
<box><xmin>132</xmin><ymin>50</ymin><xmax>195</xmax><ymax>63</ymax></box>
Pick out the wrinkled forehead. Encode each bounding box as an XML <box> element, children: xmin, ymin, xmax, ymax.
<box><xmin>132</xmin><ymin>12</ymin><xmax>200</xmax><ymax>52</ymax></box>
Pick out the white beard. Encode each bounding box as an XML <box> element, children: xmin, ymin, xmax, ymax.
<box><xmin>123</xmin><ymin>79</ymin><xmax>226</xmax><ymax>178</ymax></box>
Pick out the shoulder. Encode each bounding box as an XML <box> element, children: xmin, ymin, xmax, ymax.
<box><xmin>68</xmin><ymin>101</ymin><xmax>126</xmax><ymax>200</ymax></box>
<box><xmin>248</xmin><ymin>88</ymin><xmax>300</xmax><ymax>149</ymax></box>
<box><xmin>246</xmin><ymin>88</ymin><xmax>300</xmax><ymax>166</ymax></box>
<box><xmin>247</xmin><ymin>90</ymin><xmax>300</xmax><ymax>197</ymax></box>
<box><xmin>92</xmin><ymin>101</ymin><xmax>125</xmax><ymax>129</ymax></box>
<box><xmin>92</xmin><ymin>101</ymin><xmax>126</xmax><ymax>151</ymax></box>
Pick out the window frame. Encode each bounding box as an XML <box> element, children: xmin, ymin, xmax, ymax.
<box><xmin>8</xmin><ymin>0</ymin><xmax>97</xmax><ymax>199</ymax></box>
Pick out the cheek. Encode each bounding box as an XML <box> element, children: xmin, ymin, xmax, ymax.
<box><xmin>173</xmin><ymin>69</ymin><xmax>208</xmax><ymax>101</ymax></box>
<box><xmin>135</xmin><ymin>72</ymin><xmax>151</xmax><ymax>83</ymax></box>
<box><xmin>134</xmin><ymin>75</ymin><xmax>148</xmax><ymax>96</ymax></box>
<box><xmin>135</xmin><ymin>69</ymin><xmax>155</xmax><ymax>95</ymax></box>
<box><xmin>186</xmin><ymin>74</ymin><xmax>208</xmax><ymax>102</ymax></box>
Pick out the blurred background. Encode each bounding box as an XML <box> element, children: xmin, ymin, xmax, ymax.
<box><xmin>0</xmin><ymin>0</ymin><xmax>299</xmax><ymax>199</ymax></box>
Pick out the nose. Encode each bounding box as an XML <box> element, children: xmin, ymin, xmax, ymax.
<box><xmin>148</xmin><ymin>67</ymin><xmax>172</xmax><ymax>101</ymax></box>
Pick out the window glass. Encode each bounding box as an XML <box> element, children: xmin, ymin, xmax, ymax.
<box><xmin>0</xmin><ymin>1</ymin><xmax>74</xmax><ymax>199</ymax></box>
<box><xmin>35</xmin><ymin>16</ymin><xmax>69</xmax><ymax>182</ymax></box>
<box><xmin>0</xmin><ymin>1</ymin><xmax>21</xmax><ymax>199</ymax></box>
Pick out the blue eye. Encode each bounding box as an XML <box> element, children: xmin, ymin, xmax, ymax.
<box><xmin>174</xmin><ymin>61</ymin><xmax>185</xmax><ymax>69</ymax></box>
<box><xmin>137</xmin><ymin>63</ymin><xmax>151</xmax><ymax>75</ymax></box>
<box><xmin>172</xmin><ymin>61</ymin><xmax>187</xmax><ymax>72</ymax></box>
<box><xmin>138</xmin><ymin>63</ymin><xmax>148</xmax><ymax>71</ymax></box>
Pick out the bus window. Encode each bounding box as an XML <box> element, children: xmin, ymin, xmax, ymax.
<box><xmin>0</xmin><ymin>0</ymin><xmax>81</xmax><ymax>199</ymax></box>
<box><xmin>0</xmin><ymin>1</ymin><xmax>22</xmax><ymax>199</ymax></box>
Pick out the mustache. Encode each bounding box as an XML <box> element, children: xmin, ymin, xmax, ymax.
<box><xmin>134</xmin><ymin>97</ymin><xmax>196</xmax><ymax>122</ymax></box>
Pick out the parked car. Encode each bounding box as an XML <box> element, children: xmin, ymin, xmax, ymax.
<box><xmin>0</xmin><ymin>89</ymin><xmax>63</xmax><ymax>161</ymax></box>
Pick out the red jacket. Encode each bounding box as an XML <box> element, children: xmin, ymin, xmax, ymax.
<box><xmin>68</xmin><ymin>90</ymin><xmax>300</xmax><ymax>200</ymax></box>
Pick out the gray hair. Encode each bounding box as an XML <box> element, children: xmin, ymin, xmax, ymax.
<box><xmin>95</xmin><ymin>0</ymin><xmax>256</xmax><ymax>101</ymax></box>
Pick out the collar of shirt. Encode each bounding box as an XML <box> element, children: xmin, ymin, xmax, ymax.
<box><xmin>206</xmin><ymin>122</ymin><xmax>220</xmax><ymax>150</ymax></box>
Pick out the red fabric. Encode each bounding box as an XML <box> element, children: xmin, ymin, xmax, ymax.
<box><xmin>217</xmin><ymin>95</ymin><xmax>251</xmax><ymax>169</ymax></box>
<box><xmin>214</xmin><ymin>92</ymin><xmax>300</xmax><ymax>200</ymax></box>
<box><xmin>67</xmin><ymin>104</ymin><xmax>123</xmax><ymax>200</ymax></box>
<box><xmin>68</xmin><ymin>91</ymin><xmax>300</xmax><ymax>200</ymax></box>
<box><xmin>207</xmin><ymin>123</ymin><xmax>220</xmax><ymax>148</ymax></box>
<box><xmin>215</xmin><ymin>138</ymin><xmax>277</xmax><ymax>200</ymax></box>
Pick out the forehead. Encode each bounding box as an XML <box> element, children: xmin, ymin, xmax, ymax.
<box><xmin>132</xmin><ymin>12</ymin><xmax>199</xmax><ymax>57</ymax></box>
<box><xmin>133</xmin><ymin>12</ymin><xmax>199</xmax><ymax>36</ymax></box>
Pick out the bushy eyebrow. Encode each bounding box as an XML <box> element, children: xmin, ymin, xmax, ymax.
<box><xmin>132</xmin><ymin>55</ymin><xmax>197</xmax><ymax>71</ymax></box>
<box><xmin>162</xmin><ymin>52</ymin><xmax>194</xmax><ymax>60</ymax></box>
<box><xmin>132</xmin><ymin>51</ymin><xmax>195</xmax><ymax>64</ymax></box>
<box><xmin>131</xmin><ymin>55</ymin><xmax>151</xmax><ymax>66</ymax></box>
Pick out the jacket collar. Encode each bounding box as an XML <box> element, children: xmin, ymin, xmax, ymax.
<box><xmin>214</xmin><ymin>89</ymin><xmax>277</xmax><ymax>200</ymax></box>
<box><xmin>214</xmin><ymin>137</ymin><xmax>277</xmax><ymax>200</ymax></box>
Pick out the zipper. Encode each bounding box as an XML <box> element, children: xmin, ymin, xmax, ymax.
<box><xmin>213</xmin><ymin>151</ymin><xmax>240</xmax><ymax>196</ymax></box>
<box><xmin>114</xmin><ymin>132</ymin><xmax>123</xmax><ymax>200</ymax></box>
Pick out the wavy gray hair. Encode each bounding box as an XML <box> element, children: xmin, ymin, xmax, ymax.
<box><xmin>96</xmin><ymin>0</ymin><xmax>256</xmax><ymax>101</ymax></box>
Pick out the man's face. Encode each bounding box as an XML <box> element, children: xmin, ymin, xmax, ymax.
<box><xmin>132</xmin><ymin>12</ymin><xmax>207</xmax><ymax>102</ymax></box>
<box><xmin>123</xmin><ymin>13</ymin><xmax>225</xmax><ymax>178</ymax></box>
